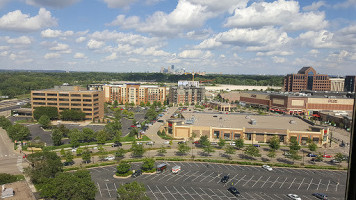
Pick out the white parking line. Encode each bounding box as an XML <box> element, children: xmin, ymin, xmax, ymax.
<box><xmin>156</xmin><ymin>186</ymin><xmax>168</xmax><ymax>200</ymax></box>
<box><xmin>307</xmin><ymin>178</ymin><xmax>314</xmax><ymax>190</ymax></box>
<box><xmin>191</xmin><ymin>171</ymin><xmax>208</xmax><ymax>182</ymax></box>
<box><xmin>147</xmin><ymin>185</ymin><xmax>159</xmax><ymax>200</ymax></box>
<box><xmin>243</xmin><ymin>192</ymin><xmax>256</xmax><ymax>200</ymax></box>
<box><xmin>279</xmin><ymin>177</ymin><xmax>288</xmax><ymax>188</ymax></box>
<box><xmin>198</xmin><ymin>188</ymin><xmax>214</xmax><ymax>200</ymax></box>
<box><xmin>255</xmin><ymin>193</ymin><xmax>268</xmax><ymax>200</ymax></box>
<box><xmin>190</xmin><ymin>187</ymin><xmax>205</xmax><ymax>200</ymax></box>
<box><xmin>301</xmin><ymin>195</ymin><xmax>313</xmax><ymax>200</ymax></box>
<box><xmin>183</xmin><ymin>171</ymin><xmax>200</xmax><ymax>182</ymax></box>
<box><xmin>214</xmin><ymin>163</ymin><xmax>223</xmax><ymax>169</ymax></box>
<box><xmin>208</xmin><ymin>188</ymin><xmax>224</xmax><ymax>200</ymax></box>
<box><xmin>199</xmin><ymin>172</ymin><xmax>215</xmax><ymax>182</ymax></box>
<box><xmin>176</xmin><ymin>186</ymin><xmax>190</xmax><ymax>200</ymax></box>
<box><xmin>243</xmin><ymin>175</ymin><xmax>254</xmax><ymax>186</ymax></box>
<box><xmin>91</xmin><ymin>168</ymin><xmax>101</xmax><ymax>172</ymax></box>
<box><xmin>114</xmin><ymin>182</ymin><xmax>118</xmax><ymax>191</ymax></box>
<box><xmin>208</xmin><ymin>173</ymin><xmax>221</xmax><ymax>183</ymax></box>
<box><xmin>105</xmin><ymin>183</ymin><xmax>112</xmax><ymax>198</ymax></box>
<box><xmin>251</xmin><ymin>176</ymin><xmax>263</xmax><ymax>187</ymax></box>
<box><xmin>97</xmin><ymin>183</ymin><xmax>102</xmax><ymax>197</ymax></box>
<box><xmin>326</xmin><ymin>180</ymin><xmax>330</xmax><ymax>191</ymax></box>
<box><xmin>274</xmin><ymin>194</ymin><xmax>284</xmax><ymax>200</ymax></box>
<box><xmin>298</xmin><ymin>178</ymin><xmax>305</xmax><ymax>190</ymax></box>
<box><xmin>336</xmin><ymin>182</ymin><xmax>339</xmax><ymax>191</ymax></box>
<box><xmin>175</xmin><ymin>170</ymin><xmax>192</xmax><ymax>182</ymax></box>
<box><xmin>289</xmin><ymin>177</ymin><xmax>296</xmax><ymax>189</ymax></box>
<box><xmin>270</xmin><ymin>177</ymin><xmax>279</xmax><ymax>188</ymax></box>
<box><xmin>164</xmin><ymin>186</ymin><xmax>177</xmax><ymax>200</ymax></box>
<box><xmin>316</xmin><ymin>179</ymin><xmax>322</xmax><ymax>190</ymax></box>
<box><xmin>260</xmin><ymin>176</ymin><xmax>270</xmax><ymax>188</ymax></box>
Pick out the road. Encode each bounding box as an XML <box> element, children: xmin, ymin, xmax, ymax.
<box><xmin>91</xmin><ymin>161</ymin><xmax>346</xmax><ymax>200</ymax></box>
<box><xmin>0</xmin><ymin>128</ymin><xmax>22</xmax><ymax>175</ymax></box>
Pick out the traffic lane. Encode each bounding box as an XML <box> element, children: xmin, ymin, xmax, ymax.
<box><xmin>90</xmin><ymin>162</ymin><xmax>346</xmax><ymax>200</ymax></box>
<box><xmin>0</xmin><ymin>128</ymin><xmax>21</xmax><ymax>174</ymax></box>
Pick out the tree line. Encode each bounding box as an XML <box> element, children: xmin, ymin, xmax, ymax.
<box><xmin>0</xmin><ymin>71</ymin><xmax>283</xmax><ymax>98</ymax></box>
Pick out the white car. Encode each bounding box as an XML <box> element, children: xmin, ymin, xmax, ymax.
<box><xmin>71</xmin><ymin>148</ymin><xmax>77</xmax><ymax>152</ymax></box>
<box><xmin>229</xmin><ymin>142</ymin><xmax>236</xmax><ymax>146</ymax></box>
<box><xmin>163</xmin><ymin>141</ymin><xmax>170</xmax><ymax>145</ymax></box>
<box><xmin>262</xmin><ymin>165</ymin><xmax>273</xmax><ymax>171</ymax></box>
<box><xmin>105</xmin><ymin>156</ymin><xmax>115</xmax><ymax>161</ymax></box>
<box><xmin>287</xmin><ymin>194</ymin><xmax>301</xmax><ymax>200</ymax></box>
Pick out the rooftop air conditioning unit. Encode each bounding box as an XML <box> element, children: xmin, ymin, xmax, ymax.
<box><xmin>250</xmin><ymin>119</ymin><xmax>256</xmax><ymax>125</ymax></box>
<box><xmin>289</xmin><ymin>120</ymin><xmax>295</xmax><ymax>124</ymax></box>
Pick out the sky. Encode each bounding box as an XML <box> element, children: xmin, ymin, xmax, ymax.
<box><xmin>0</xmin><ymin>0</ymin><xmax>355</xmax><ymax>75</ymax></box>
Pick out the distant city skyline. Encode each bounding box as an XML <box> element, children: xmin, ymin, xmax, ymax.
<box><xmin>0</xmin><ymin>0</ymin><xmax>355</xmax><ymax>75</ymax></box>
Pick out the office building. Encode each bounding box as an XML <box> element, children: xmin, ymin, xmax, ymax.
<box><xmin>330</xmin><ymin>78</ymin><xmax>345</xmax><ymax>92</ymax></box>
<box><xmin>345</xmin><ymin>76</ymin><xmax>356</xmax><ymax>93</ymax></box>
<box><xmin>283</xmin><ymin>67</ymin><xmax>331</xmax><ymax>92</ymax></box>
<box><xmin>31</xmin><ymin>85</ymin><xmax>104</xmax><ymax>121</ymax></box>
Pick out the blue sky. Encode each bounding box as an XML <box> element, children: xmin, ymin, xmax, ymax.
<box><xmin>0</xmin><ymin>0</ymin><xmax>355</xmax><ymax>75</ymax></box>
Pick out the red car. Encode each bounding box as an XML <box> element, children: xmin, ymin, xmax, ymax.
<box><xmin>130</xmin><ymin>125</ymin><xmax>136</xmax><ymax>128</ymax></box>
<box><xmin>323</xmin><ymin>154</ymin><xmax>332</xmax><ymax>158</ymax></box>
<box><xmin>193</xmin><ymin>141</ymin><xmax>200</xmax><ymax>144</ymax></box>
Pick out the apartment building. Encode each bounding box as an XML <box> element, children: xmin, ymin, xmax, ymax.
<box><xmin>283</xmin><ymin>67</ymin><xmax>331</xmax><ymax>92</ymax></box>
<box><xmin>31</xmin><ymin>85</ymin><xmax>104</xmax><ymax>121</ymax></box>
<box><xmin>169</xmin><ymin>81</ymin><xmax>205</xmax><ymax>106</ymax></box>
<box><xmin>103</xmin><ymin>83</ymin><xmax>166</xmax><ymax>105</ymax></box>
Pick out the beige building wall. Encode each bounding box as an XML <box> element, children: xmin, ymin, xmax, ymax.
<box><xmin>330</xmin><ymin>78</ymin><xmax>345</xmax><ymax>92</ymax></box>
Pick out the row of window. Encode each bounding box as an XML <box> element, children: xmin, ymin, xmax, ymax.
<box><xmin>32</xmin><ymin>98</ymin><xmax>99</xmax><ymax>102</ymax></box>
<box><xmin>33</xmin><ymin>93</ymin><xmax>98</xmax><ymax>97</ymax></box>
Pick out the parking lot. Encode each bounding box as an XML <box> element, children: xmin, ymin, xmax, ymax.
<box><xmin>90</xmin><ymin>161</ymin><xmax>347</xmax><ymax>200</ymax></box>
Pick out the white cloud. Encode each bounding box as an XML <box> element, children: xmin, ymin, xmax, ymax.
<box><xmin>26</xmin><ymin>0</ymin><xmax>80</xmax><ymax>8</ymax></box>
<box><xmin>44</xmin><ymin>52</ymin><xmax>60</xmax><ymax>59</ymax></box>
<box><xmin>108</xmin><ymin>0</ymin><xmax>248</xmax><ymax>36</ymax></box>
<box><xmin>303</xmin><ymin>1</ymin><xmax>327</xmax><ymax>11</ymax></box>
<box><xmin>272</xmin><ymin>56</ymin><xmax>286</xmax><ymax>63</ymax></box>
<box><xmin>103</xmin><ymin>0</ymin><xmax>136</xmax><ymax>8</ymax></box>
<box><xmin>334</xmin><ymin>0</ymin><xmax>356</xmax><ymax>8</ymax></box>
<box><xmin>0</xmin><ymin>8</ymin><xmax>57</xmax><ymax>32</ymax></box>
<box><xmin>178</xmin><ymin>49</ymin><xmax>212</xmax><ymax>59</ymax></box>
<box><xmin>256</xmin><ymin>50</ymin><xmax>293</xmax><ymax>56</ymax></box>
<box><xmin>76</xmin><ymin>36</ymin><xmax>86</xmax><ymax>43</ymax></box>
<box><xmin>6</xmin><ymin>36</ymin><xmax>32</xmax><ymax>45</ymax></box>
<box><xmin>196</xmin><ymin>27</ymin><xmax>291</xmax><ymax>52</ymax></box>
<box><xmin>225</xmin><ymin>0</ymin><xmax>328</xmax><ymax>31</ymax></box>
<box><xmin>104</xmin><ymin>52</ymin><xmax>117</xmax><ymax>61</ymax></box>
<box><xmin>309</xmin><ymin>49</ymin><xmax>319</xmax><ymax>54</ymax></box>
<box><xmin>185</xmin><ymin>29</ymin><xmax>212</xmax><ymax>40</ymax></box>
<box><xmin>74</xmin><ymin>52</ymin><xmax>86</xmax><ymax>59</ymax></box>
<box><xmin>50</xmin><ymin>43</ymin><xmax>70</xmax><ymax>51</ymax></box>
<box><xmin>41</xmin><ymin>29</ymin><xmax>74</xmax><ymax>38</ymax></box>
<box><xmin>297</xmin><ymin>30</ymin><xmax>335</xmax><ymax>48</ymax></box>
<box><xmin>0</xmin><ymin>46</ymin><xmax>9</xmax><ymax>50</ymax></box>
<box><xmin>87</xmin><ymin>39</ymin><xmax>104</xmax><ymax>49</ymax></box>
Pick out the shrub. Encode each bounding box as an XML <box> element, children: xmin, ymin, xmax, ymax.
<box><xmin>0</xmin><ymin>173</ymin><xmax>18</xmax><ymax>184</ymax></box>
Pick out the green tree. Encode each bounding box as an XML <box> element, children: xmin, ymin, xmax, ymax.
<box><xmin>25</xmin><ymin>151</ymin><xmax>63</xmax><ymax>184</ymax></box>
<box><xmin>81</xmin><ymin>148</ymin><xmax>91</xmax><ymax>164</ymax></box>
<box><xmin>0</xmin><ymin>116</ymin><xmax>12</xmax><ymax>130</ymax></box>
<box><xmin>60</xmin><ymin>109</ymin><xmax>86</xmax><ymax>121</ymax></box>
<box><xmin>82</xmin><ymin>128</ymin><xmax>95</xmax><ymax>143</ymax></box>
<box><xmin>224</xmin><ymin>145</ymin><xmax>236</xmax><ymax>156</ymax></box>
<box><xmin>98</xmin><ymin>145</ymin><xmax>108</xmax><ymax>161</ymax></box>
<box><xmin>269</xmin><ymin>136</ymin><xmax>280</xmax><ymax>150</ymax></box>
<box><xmin>7</xmin><ymin>124</ymin><xmax>30</xmax><ymax>141</ymax></box>
<box><xmin>177</xmin><ymin>143</ymin><xmax>191</xmax><ymax>155</ymax></box>
<box><xmin>157</xmin><ymin>146</ymin><xmax>167</xmax><ymax>156</ymax></box>
<box><xmin>335</xmin><ymin>153</ymin><xmax>344</xmax><ymax>164</ymax></box>
<box><xmin>199</xmin><ymin>135</ymin><xmax>209</xmax><ymax>147</ymax></box>
<box><xmin>315</xmin><ymin>153</ymin><xmax>324</xmax><ymax>162</ymax></box>
<box><xmin>65</xmin><ymin>151</ymin><xmax>74</xmax><ymax>163</ymax></box>
<box><xmin>69</xmin><ymin>129</ymin><xmax>81</xmax><ymax>148</ymax></box>
<box><xmin>116</xmin><ymin>181</ymin><xmax>149</xmax><ymax>200</ymax></box>
<box><xmin>289</xmin><ymin>137</ymin><xmax>301</xmax><ymax>151</ymax></box>
<box><xmin>57</xmin><ymin>124</ymin><xmax>70</xmax><ymax>137</ymax></box>
<box><xmin>0</xmin><ymin>173</ymin><xmax>18</xmax><ymax>184</ymax></box>
<box><xmin>113</xmin><ymin>100</ymin><xmax>119</xmax><ymax>107</ymax></box>
<box><xmin>218</xmin><ymin>138</ymin><xmax>226</xmax><ymax>148</ymax></box>
<box><xmin>39</xmin><ymin>170</ymin><xmax>96</xmax><ymax>200</ymax></box>
<box><xmin>244</xmin><ymin>145</ymin><xmax>261</xmax><ymax>158</ymax></box>
<box><xmin>52</xmin><ymin>129</ymin><xmax>63</xmax><ymax>146</ymax></box>
<box><xmin>141</xmin><ymin>158</ymin><xmax>155</xmax><ymax>172</ymax></box>
<box><xmin>289</xmin><ymin>150</ymin><xmax>302</xmax><ymax>161</ymax></box>
<box><xmin>105</xmin><ymin>120</ymin><xmax>122</xmax><ymax>139</ymax></box>
<box><xmin>116</xmin><ymin>161</ymin><xmax>131</xmax><ymax>175</ymax></box>
<box><xmin>60</xmin><ymin>148</ymin><xmax>65</xmax><ymax>157</ymax></box>
<box><xmin>140</xmin><ymin>101</ymin><xmax>145</xmax><ymax>107</ymax></box>
<box><xmin>38</xmin><ymin>115</ymin><xmax>51</xmax><ymax>129</ymax></box>
<box><xmin>267</xmin><ymin>150</ymin><xmax>276</xmax><ymax>158</ymax></box>
<box><xmin>114</xmin><ymin>109</ymin><xmax>122</xmax><ymax>120</ymax></box>
<box><xmin>95</xmin><ymin>130</ymin><xmax>109</xmax><ymax>144</ymax></box>
<box><xmin>129</xmin><ymin>127</ymin><xmax>138</xmax><ymax>138</ymax></box>
<box><xmin>202</xmin><ymin>142</ymin><xmax>215</xmax><ymax>156</ymax></box>
<box><xmin>235</xmin><ymin>138</ymin><xmax>244</xmax><ymax>149</ymax></box>
<box><xmin>308</xmin><ymin>142</ymin><xmax>318</xmax><ymax>152</ymax></box>
<box><xmin>33</xmin><ymin>106</ymin><xmax>58</xmax><ymax>120</ymax></box>
<box><xmin>115</xmin><ymin>148</ymin><xmax>126</xmax><ymax>159</ymax></box>
<box><xmin>131</xmin><ymin>142</ymin><xmax>145</xmax><ymax>157</ymax></box>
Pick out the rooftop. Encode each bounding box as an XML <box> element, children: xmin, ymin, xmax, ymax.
<box><xmin>180</xmin><ymin>112</ymin><xmax>312</xmax><ymax>131</ymax></box>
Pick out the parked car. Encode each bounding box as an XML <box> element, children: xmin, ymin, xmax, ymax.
<box><xmin>253</xmin><ymin>144</ymin><xmax>260</xmax><ymax>147</ymax></box>
<box><xmin>178</xmin><ymin>141</ymin><xmax>186</xmax><ymax>144</ymax></box>
<box><xmin>262</xmin><ymin>165</ymin><xmax>273</xmax><ymax>171</ymax></box>
<box><xmin>157</xmin><ymin>120</ymin><xmax>164</xmax><ymax>122</ymax></box>
<box><xmin>287</xmin><ymin>194</ymin><xmax>301</xmax><ymax>200</ymax></box>
<box><xmin>311</xmin><ymin>158</ymin><xmax>321</xmax><ymax>162</ymax></box>
<box><xmin>229</xmin><ymin>142</ymin><xmax>236</xmax><ymax>146</ymax></box>
<box><xmin>105</xmin><ymin>156</ymin><xmax>115</xmax><ymax>161</ymax></box>
<box><xmin>227</xmin><ymin>187</ymin><xmax>240</xmax><ymax>197</ymax></box>
<box><xmin>171</xmin><ymin>165</ymin><xmax>181</xmax><ymax>174</ymax></box>
<box><xmin>307</xmin><ymin>153</ymin><xmax>317</xmax><ymax>157</ymax></box>
<box><xmin>221</xmin><ymin>175</ymin><xmax>229</xmax><ymax>183</ymax></box>
<box><xmin>193</xmin><ymin>141</ymin><xmax>200</xmax><ymax>144</ymax></box>
<box><xmin>323</xmin><ymin>154</ymin><xmax>332</xmax><ymax>158</ymax></box>
<box><xmin>163</xmin><ymin>141</ymin><xmax>170</xmax><ymax>145</ymax></box>
<box><xmin>312</xmin><ymin>193</ymin><xmax>328</xmax><ymax>199</ymax></box>
<box><xmin>211</xmin><ymin>142</ymin><xmax>218</xmax><ymax>145</ymax></box>
<box><xmin>136</xmin><ymin>142</ymin><xmax>143</xmax><ymax>145</ymax></box>
<box><xmin>130</xmin><ymin>125</ymin><xmax>136</xmax><ymax>128</ymax></box>
<box><xmin>330</xmin><ymin>159</ymin><xmax>340</xmax><ymax>164</ymax></box>
<box><xmin>71</xmin><ymin>148</ymin><xmax>77</xmax><ymax>152</ymax></box>
<box><xmin>112</xmin><ymin>143</ymin><xmax>122</xmax><ymax>147</ymax></box>
<box><xmin>63</xmin><ymin>161</ymin><xmax>74</xmax><ymax>166</ymax></box>
<box><xmin>146</xmin><ymin>141</ymin><xmax>154</xmax><ymax>145</ymax></box>
<box><xmin>131</xmin><ymin>170</ymin><xmax>142</xmax><ymax>178</ymax></box>
<box><xmin>284</xmin><ymin>151</ymin><xmax>291</xmax><ymax>156</ymax></box>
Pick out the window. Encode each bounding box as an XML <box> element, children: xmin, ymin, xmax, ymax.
<box><xmin>71</xmin><ymin>103</ymin><xmax>81</xmax><ymax>106</ymax></box>
<box><xmin>59</xmin><ymin>103</ymin><xmax>69</xmax><ymax>106</ymax></box>
<box><xmin>59</xmin><ymin>93</ymin><xmax>69</xmax><ymax>97</ymax></box>
<box><xmin>234</xmin><ymin>134</ymin><xmax>241</xmax><ymax>139</ymax></box>
<box><xmin>59</xmin><ymin>98</ymin><xmax>69</xmax><ymax>101</ymax></box>
<box><xmin>83</xmin><ymin>99</ymin><xmax>92</xmax><ymax>102</ymax></box>
<box><xmin>33</xmin><ymin>98</ymin><xmax>45</xmax><ymax>101</ymax></box>
<box><xmin>33</xmin><ymin>102</ymin><xmax>45</xmax><ymax>105</ymax></box>
<box><xmin>47</xmin><ymin>103</ymin><xmax>57</xmax><ymax>105</ymax></box>
<box><xmin>245</xmin><ymin>133</ymin><xmax>252</xmax><ymax>140</ymax></box>
<box><xmin>71</xmin><ymin>99</ymin><xmax>81</xmax><ymax>102</ymax></box>
<box><xmin>32</xmin><ymin>93</ymin><xmax>45</xmax><ymax>96</ymax></box>
<box><xmin>83</xmin><ymin>94</ymin><xmax>92</xmax><ymax>97</ymax></box>
<box><xmin>47</xmin><ymin>98</ymin><xmax>57</xmax><ymax>101</ymax></box>
<box><xmin>47</xmin><ymin>93</ymin><xmax>57</xmax><ymax>96</ymax></box>
<box><xmin>71</xmin><ymin>94</ymin><xmax>81</xmax><ymax>97</ymax></box>
<box><xmin>213</xmin><ymin>131</ymin><xmax>220</xmax><ymax>138</ymax></box>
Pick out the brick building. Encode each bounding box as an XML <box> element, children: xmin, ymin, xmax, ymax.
<box><xmin>169</xmin><ymin>81</ymin><xmax>205</xmax><ymax>105</ymax></box>
<box><xmin>283</xmin><ymin>67</ymin><xmax>331</xmax><ymax>92</ymax></box>
<box><xmin>31</xmin><ymin>85</ymin><xmax>104</xmax><ymax>121</ymax></box>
